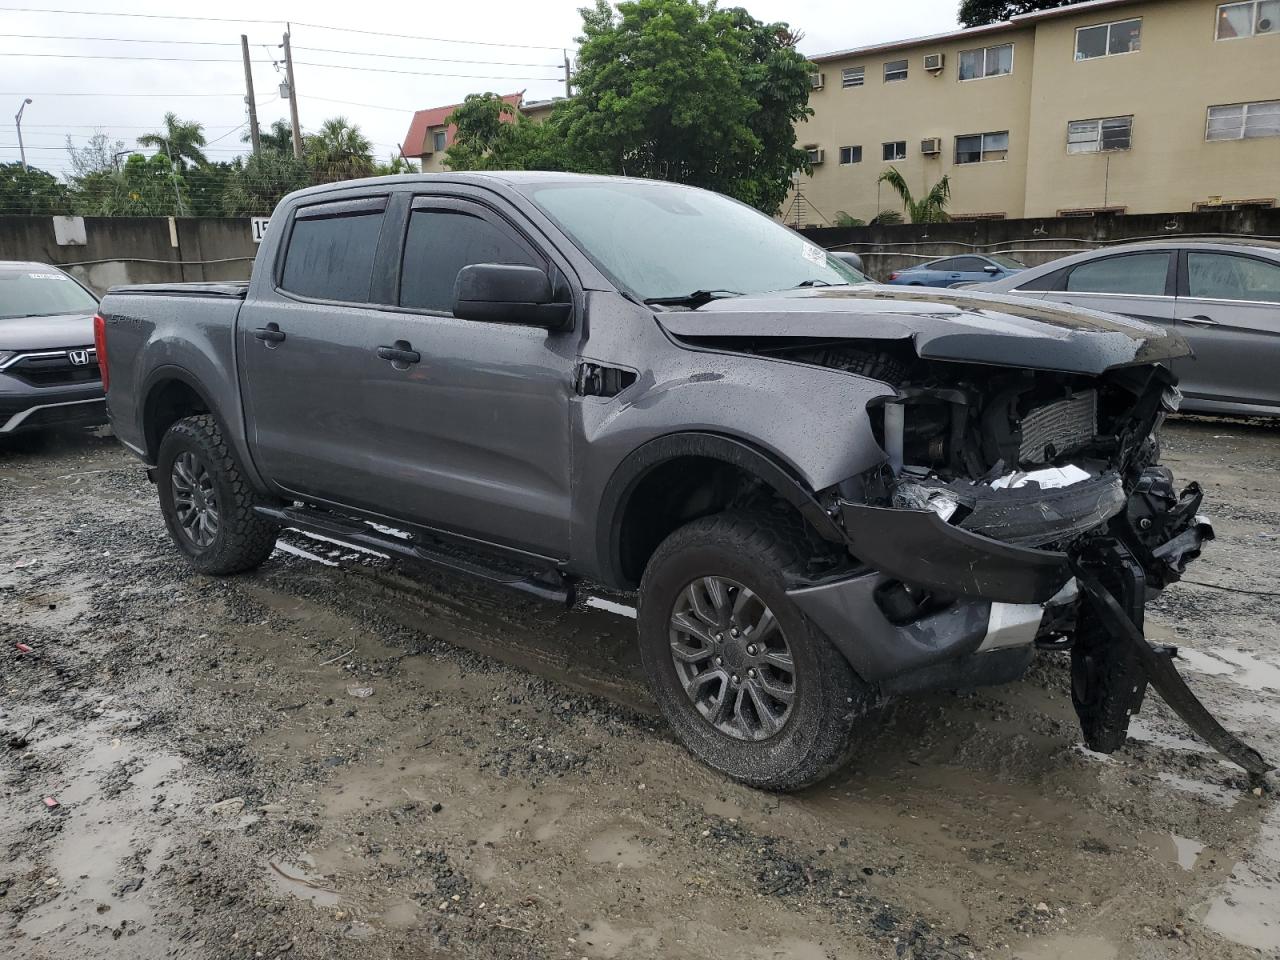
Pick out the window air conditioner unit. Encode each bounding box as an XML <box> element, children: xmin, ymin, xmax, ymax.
<box><xmin>810</xmin><ymin>149</ymin><xmax>825</xmax><ymax>165</ymax></box>
<box><xmin>923</xmin><ymin>53</ymin><xmax>944</xmax><ymax>72</ymax></box>
<box><xmin>810</xmin><ymin>72</ymin><xmax>825</xmax><ymax>89</ymax></box>
<box><xmin>921</xmin><ymin>137</ymin><xmax>942</xmax><ymax>155</ymax></box>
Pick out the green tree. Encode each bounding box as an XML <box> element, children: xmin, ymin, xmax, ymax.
<box><xmin>958</xmin><ymin>0</ymin><xmax>1079</xmax><ymax>27</ymax></box>
<box><xmin>877</xmin><ymin>167</ymin><xmax>951</xmax><ymax>223</ymax></box>
<box><xmin>221</xmin><ymin>152</ymin><xmax>312</xmax><ymax>216</ymax></box>
<box><xmin>305</xmin><ymin>116</ymin><xmax>375</xmax><ymax>183</ymax></box>
<box><xmin>71</xmin><ymin>153</ymin><xmax>188</xmax><ymax>216</ymax></box>
<box><xmin>374</xmin><ymin>154</ymin><xmax>419</xmax><ymax>176</ymax></box>
<box><xmin>443</xmin><ymin>93</ymin><xmax>570</xmax><ymax>172</ymax></box>
<box><xmin>556</xmin><ymin>0</ymin><xmax>813</xmax><ymax>213</ymax></box>
<box><xmin>137</xmin><ymin>112</ymin><xmax>209</xmax><ymax>171</ymax></box>
<box><xmin>243</xmin><ymin>119</ymin><xmax>296</xmax><ymax>155</ymax></box>
<box><xmin>66</xmin><ymin>131</ymin><xmax>126</xmax><ymax>178</ymax></box>
<box><xmin>0</xmin><ymin>163</ymin><xmax>71</xmax><ymax>215</ymax></box>
<box><xmin>185</xmin><ymin>161</ymin><xmax>236</xmax><ymax>217</ymax></box>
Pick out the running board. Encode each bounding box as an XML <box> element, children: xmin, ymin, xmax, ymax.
<box><xmin>255</xmin><ymin>505</ymin><xmax>574</xmax><ymax>606</ymax></box>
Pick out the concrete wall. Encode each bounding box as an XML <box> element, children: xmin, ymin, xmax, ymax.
<box><xmin>0</xmin><ymin>216</ymin><xmax>259</xmax><ymax>294</ymax></box>
<box><xmin>791</xmin><ymin>0</ymin><xmax>1280</xmax><ymax>226</ymax></box>
<box><xmin>798</xmin><ymin>206</ymin><xmax>1280</xmax><ymax>281</ymax></box>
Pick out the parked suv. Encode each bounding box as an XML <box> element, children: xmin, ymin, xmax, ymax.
<box><xmin>96</xmin><ymin>173</ymin><xmax>1230</xmax><ymax>790</ymax></box>
<box><xmin>1</xmin><ymin>262</ymin><xmax>106</xmax><ymax>436</ymax></box>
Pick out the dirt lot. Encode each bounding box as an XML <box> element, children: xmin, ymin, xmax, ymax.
<box><xmin>2</xmin><ymin>420</ymin><xmax>1279</xmax><ymax>960</ymax></box>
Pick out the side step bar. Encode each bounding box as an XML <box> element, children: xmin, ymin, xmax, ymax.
<box><xmin>255</xmin><ymin>505</ymin><xmax>574</xmax><ymax>606</ymax></box>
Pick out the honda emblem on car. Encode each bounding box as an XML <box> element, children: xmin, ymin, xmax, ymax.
<box><xmin>68</xmin><ymin>349</ymin><xmax>91</xmax><ymax>365</ymax></box>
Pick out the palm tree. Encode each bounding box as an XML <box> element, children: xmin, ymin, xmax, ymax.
<box><xmin>305</xmin><ymin>116</ymin><xmax>375</xmax><ymax>183</ymax></box>
<box><xmin>877</xmin><ymin>167</ymin><xmax>951</xmax><ymax>224</ymax></box>
<box><xmin>242</xmin><ymin>119</ymin><xmax>295</xmax><ymax>155</ymax></box>
<box><xmin>137</xmin><ymin>113</ymin><xmax>208</xmax><ymax>171</ymax></box>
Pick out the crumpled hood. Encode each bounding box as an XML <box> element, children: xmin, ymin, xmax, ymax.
<box><xmin>0</xmin><ymin>312</ymin><xmax>96</xmax><ymax>351</ymax></box>
<box><xmin>656</xmin><ymin>285</ymin><xmax>1190</xmax><ymax>375</ymax></box>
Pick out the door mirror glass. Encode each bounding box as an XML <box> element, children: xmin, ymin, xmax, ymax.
<box><xmin>453</xmin><ymin>264</ymin><xmax>572</xmax><ymax>328</ymax></box>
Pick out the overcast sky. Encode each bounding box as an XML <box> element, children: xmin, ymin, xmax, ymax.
<box><xmin>1</xmin><ymin>0</ymin><xmax>962</xmax><ymax>178</ymax></box>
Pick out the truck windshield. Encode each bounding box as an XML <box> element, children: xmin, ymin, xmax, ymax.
<box><xmin>522</xmin><ymin>180</ymin><xmax>868</xmax><ymax>304</ymax></box>
<box><xmin>0</xmin><ymin>269</ymin><xmax>98</xmax><ymax>320</ymax></box>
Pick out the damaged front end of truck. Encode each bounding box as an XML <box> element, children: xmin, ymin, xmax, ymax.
<box><xmin>667</xmin><ymin>287</ymin><xmax>1273</xmax><ymax>781</ymax></box>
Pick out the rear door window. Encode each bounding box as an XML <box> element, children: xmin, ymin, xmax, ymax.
<box><xmin>1064</xmin><ymin>252</ymin><xmax>1171</xmax><ymax>295</ymax></box>
<box><xmin>400</xmin><ymin>206</ymin><xmax>540</xmax><ymax>313</ymax></box>
<box><xmin>1186</xmin><ymin>252</ymin><xmax>1280</xmax><ymax>304</ymax></box>
<box><xmin>947</xmin><ymin>257</ymin><xmax>990</xmax><ymax>271</ymax></box>
<box><xmin>280</xmin><ymin>199</ymin><xmax>387</xmax><ymax>303</ymax></box>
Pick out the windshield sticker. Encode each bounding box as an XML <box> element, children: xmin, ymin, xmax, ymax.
<box><xmin>27</xmin><ymin>272</ymin><xmax>69</xmax><ymax>281</ymax></box>
<box><xmin>802</xmin><ymin>244</ymin><xmax>826</xmax><ymax>265</ymax></box>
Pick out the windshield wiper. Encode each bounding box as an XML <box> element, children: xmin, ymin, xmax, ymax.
<box><xmin>792</xmin><ymin>279</ymin><xmax>848</xmax><ymax>288</ymax></box>
<box><xmin>643</xmin><ymin>289</ymin><xmax>742</xmax><ymax>309</ymax></box>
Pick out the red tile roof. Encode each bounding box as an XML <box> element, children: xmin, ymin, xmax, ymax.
<box><xmin>401</xmin><ymin>92</ymin><xmax>525</xmax><ymax>159</ymax></box>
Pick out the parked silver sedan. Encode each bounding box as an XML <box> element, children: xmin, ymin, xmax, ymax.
<box><xmin>967</xmin><ymin>239</ymin><xmax>1280</xmax><ymax>417</ymax></box>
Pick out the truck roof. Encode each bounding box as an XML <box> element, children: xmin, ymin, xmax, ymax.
<box><xmin>277</xmin><ymin>171</ymin><xmax>699</xmax><ymax>206</ymax></box>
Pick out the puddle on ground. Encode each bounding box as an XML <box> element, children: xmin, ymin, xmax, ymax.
<box><xmin>266</xmin><ymin>857</ymin><xmax>341</xmax><ymax>907</ymax></box>
<box><xmin>1012</xmin><ymin>934</ymin><xmax>1120</xmax><ymax>960</ymax></box>
<box><xmin>1126</xmin><ymin>717</ymin><xmax>1214</xmax><ymax>755</ymax></box>
<box><xmin>1200</xmin><ymin>805</ymin><xmax>1280</xmax><ymax>950</ymax></box>
<box><xmin>1156</xmin><ymin>772</ymin><xmax>1239</xmax><ymax>809</ymax></box>
<box><xmin>584</xmin><ymin>825</ymin><xmax>653</xmax><ymax>869</ymax></box>
<box><xmin>1165</xmin><ymin>833</ymin><xmax>1207</xmax><ymax>870</ymax></box>
<box><xmin>1177</xmin><ymin>645</ymin><xmax>1280</xmax><ymax>691</ymax></box>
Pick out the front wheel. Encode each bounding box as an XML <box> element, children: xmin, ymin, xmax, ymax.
<box><xmin>156</xmin><ymin>414</ymin><xmax>278</xmax><ymax>575</ymax></box>
<box><xmin>637</xmin><ymin>511</ymin><xmax>875</xmax><ymax>791</ymax></box>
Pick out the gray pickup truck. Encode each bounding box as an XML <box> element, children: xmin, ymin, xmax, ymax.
<box><xmin>96</xmin><ymin>172</ymin><xmax>1268</xmax><ymax>790</ymax></box>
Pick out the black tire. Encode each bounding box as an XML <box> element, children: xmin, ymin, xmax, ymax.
<box><xmin>156</xmin><ymin>414</ymin><xmax>278</xmax><ymax>575</ymax></box>
<box><xmin>637</xmin><ymin>511</ymin><xmax>875</xmax><ymax>791</ymax></box>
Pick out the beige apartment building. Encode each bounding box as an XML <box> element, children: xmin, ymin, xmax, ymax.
<box><xmin>788</xmin><ymin>0</ymin><xmax>1280</xmax><ymax>225</ymax></box>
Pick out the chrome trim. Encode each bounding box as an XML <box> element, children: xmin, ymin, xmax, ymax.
<box><xmin>1051</xmin><ymin>291</ymin><xmax>1174</xmax><ymax>302</ymax></box>
<box><xmin>976</xmin><ymin>601</ymin><xmax>1045</xmax><ymax>652</ymax></box>
<box><xmin>0</xmin><ymin>397</ymin><xmax>105</xmax><ymax>433</ymax></box>
<box><xmin>0</xmin><ymin>347</ymin><xmax>97</xmax><ymax>370</ymax></box>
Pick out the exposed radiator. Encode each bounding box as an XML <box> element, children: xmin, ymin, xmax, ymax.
<box><xmin>1019</xmin><ymin>390</ymin><xmax>1098</xmax><ymax>463</ymax></box>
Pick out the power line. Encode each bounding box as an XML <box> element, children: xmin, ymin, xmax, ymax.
<box><xmin>293</xmin><ymin>61</ymin><xmax>563</xmax><ymax>81</ymax></box>
<box><xmin>0</xmin><ymin>50</ymin><xmax>271</xmax><ymax>62</ymax></box>
<box><xmin>4</xmin><ymin>33</ymin><xmax>560</xmax><ymax>68</ymax></box>
<box><xmin>0</xmin><ymin>91</ymin><xmax>244</xmax><ymax>97</ymax></box>
<box><xmin>0</xmin><ymin>5</ymin><xmax>566</xmax><ymax>49</ymax></box>
<box><xmin>293</xmin><ymin>46</ymin><xmax>558</xmax><ymax>68</ymax></box>
<box><xmin>302</xmin><ymin>95</ymin><xmax>417</xmax><ymax>114</ymax></box>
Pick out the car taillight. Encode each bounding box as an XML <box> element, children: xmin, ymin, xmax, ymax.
<box><xmin>888</xmin><ymin>272</ymin><xmax>900</xmax><ymax>281</ymax></box>
<box><xmin>93</xmin><ymin>312</ymin><xmax>109</xmax><ymax>392</ymax></box>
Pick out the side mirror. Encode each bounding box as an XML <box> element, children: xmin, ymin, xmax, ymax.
<box><xmin>983</xmin><ymin>265</ymin><xmax>1001</xmax><ymax>275</ymax></box>
<box><xmin>453</xmin><ymin>263</ymin><xmax>572</xmax><ymax>329</ymax></box>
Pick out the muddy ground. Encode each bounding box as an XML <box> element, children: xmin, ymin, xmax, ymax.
<box><xmin>2</xmin><ymin>419</ymin><xmax>1278</xmax><ymax>960</ymax></box>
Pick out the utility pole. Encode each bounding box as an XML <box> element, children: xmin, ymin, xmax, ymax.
<box><xmin>241</xmin><ymin>35</ymin><xmax>261</xmax><ymax>156</ymax></box>
<box><xmin>282</xmin><ymin>27</ymin><xmax>303</xmax><ymax>160</ymax></box>
<box><xmin>563</xmin><ymin>50</ymin><xmax>572</xmax><ymax>99</ymax></box>
<box><xmin>15</xmin><ymin>97</ymin><xmax>32</xmax><ymax>170</ymax></box>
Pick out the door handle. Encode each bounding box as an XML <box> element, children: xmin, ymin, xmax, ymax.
<box><xmin>377</xmin><ymin>340</ymin><xmax>421</xmax><ymax>365</ymax></box>
<box><xmin>253</xmin><ymin>323</ymin><xmax>286</xmax><ymax>343</ymax></box>
<box><xmin>1180</xmin><ymin>315</ymin><xmax>1219</xmax><ymax>327</ymax></box>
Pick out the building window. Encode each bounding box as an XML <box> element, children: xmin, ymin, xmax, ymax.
<box><xmin>884</xmin><ymin>59</ymin><xmax>908</xmax><ymax>82</ymax></box>
<box><xmin>958</xmin><ymin>43</ymin><xmax>1014</xmax><ymax>80</ymax></box>
<box><xmin>955</xmin><ymin>131</ymin><xmax>1009</xmax><ymax>163</ymax></box>
<box><xmin>842</xmin><ymin>66</ymin><xmax>865</xmax><ymax>88</ymax></box>
<box><xmin>1217</xmin><ymin>1</ymin><xmax>1279</xmax><ymax>38</ymax></box>
<box><xmin>1194</xmin><ymin>198</ymin><xmax>1275</xmax><ymax>211</ymax></box>
<box><xmin>432</xmin><ymin>129</ymin><xmax>447</xmax><ymax>152</ymax></box>
<box><xmin>1058</xmin><ymin>206</ymin><xmax>1126</xmax><ymax>217</ymax></box>
<box><xmin>882</xmin><ymin>141</ymin><xmax>907</xmax><ymax>161</ymax></box>
<box><xmin>1206</xmin><ymin>100</ymin><xmax>1280</xmax><ymax>140</ymax></box>
<box><xmin>839</xmin><ymin>145</ymin><xmax>862</xmax><ymax>165</ymax></box>
<box><xmin>1075</xmin><ymin>18</ymin><xmax>1142</xmax><ymax>59</ymax></box>
<box><xmin>1067</xmin><ymin>116</ymin><xmax>1133</xmax><ymax>153</ymax></box>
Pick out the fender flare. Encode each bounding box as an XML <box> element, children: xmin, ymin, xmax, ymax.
<box><xmin>139</xmin><ymin>365</ymin><xmax>267</xmax><ymax>491</ymax></box>
<box><xmin>595</xmin><ymin>431</ymin><xmax>845</xmax><ymax>588</ymax></box>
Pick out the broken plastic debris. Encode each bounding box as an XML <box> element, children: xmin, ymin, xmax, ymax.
<box><xmin>43</xmin><ymin>796</ymin><xmax>59</xmax><ymax>808</ymax></box>
<box><xmin>15</xmin><ymin>642</ymin><xmax>33</xmax><ymax>654</ymax></box>
<box><xmin>345</xmin><ymin>685</ymin><xmax>374</xmax><ymax>698</ymax></box>
<box><xmin>990</xmin><ymin>464</ymin><xmax>1091</xmax><ymax>491</ymax></box>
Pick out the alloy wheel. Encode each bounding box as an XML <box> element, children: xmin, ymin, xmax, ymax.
<box><xmin>171</xmin><ymin>450</ymin><xmax>220</xmax><ymax>548</ymax></box>
<box><xmin>668</xmin><ymin>576</ymin><xmax>796</xmax><ymax>741</ymax></box>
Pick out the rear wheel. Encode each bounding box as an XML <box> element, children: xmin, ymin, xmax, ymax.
<box><xmin>156</xmin><ymin>414</ymin><xmax>278</xmax><ymax>574</ymax></box>
<box><xmin>638</xmin><ymin>511</ymin><xmax>874</xmax><ymax>790</ymax></box>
